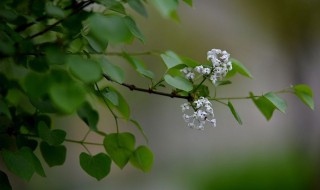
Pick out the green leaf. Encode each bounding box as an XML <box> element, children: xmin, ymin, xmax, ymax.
<box><xmin>103</xmin><ymin>133</ymin><xmax>135</xmax><ymax>169</ymax></box>
<box><xmin>264</xmin><ymin>92</ymin><xmax>287</xmax><ymax>113</ymax></box>
<box><xmin>160</xmin><ymin>50</ymin><xmax>182</xmax><ymax>69</ymax></box>
<box><xmin>37</xmin><ymin>121</ymin><xmax>66</xmax><ymax>146</ymax></box>
<box><xmin>102</xmin><ymin>87</ymin><xmax>130</xmax><ymax>119</ymax></box>
<box><xmin>28</xmin><ymin>56</ymin><xmax>49</xmax><ymax>72</ymax></box>
<box><xmin>49</xmin><ymin>82</ymin><xmax>86</xmax><ymax>114</ymax></box>
<box><xmin>77</xmin><ymin>102</ymin><xmax>99</xmax><ymax>131</ymax></box>
<box><xmin>0</xmin><ymin>99</ymin><xmax>11</xmax><ymax>119</ymax></box>
<box><xmin>100</xmin><ymin>58</ymin><xmax>125</xmax><ymax>83</ymax></box>
<box><xmin>250</xmin><ymin>92</ymin><xmax>276</xmax><ymax>121</ymax></box>
<box><xmin>122</xmin><ymin>53</ymin><xmax>154</xmax><ymax>79</ymax></box>
<box><xmin>151</xmin><ymin>0</ymin><xmax>179</xmax><ymax>21</ymax></box>
<box><xmin>130</xmin><ymin>146</ymin><xmax>153</xmax><ymax>172</ymax></box>
<box><xmin>183</xmin><ymin>0</ymin><xmax>193</xmax><ymax>6</ymax></box>
<box><xmin>292</xmin><ymin>84</ymin><xmax>314</xmax><ymax>110</ymax></box>
<box><xmin>227</xmin><ymin>101</ymin><xmax>242</xmax><ymax>125</ymax></box>
<box><xmin>45</xmin><ymin>2</ymin><xmax>65</xmax><ymax>19</ymax></box>
<box><xmin>181</xmin><ymin>56</ymin><xmax>200</xmax><ymax>67</ymax></box>
<box><xmin>226</xmin><ymin>59</ymin><xmax>253</xmax><ymax>79</ymax></box>
<box><xmin>19</xmin><ymin>147</ymin><xmax>46</xmax><ymax>177</ymax></box>
<box><xmin>79</xmin><ymin>152</ymin><xmax>111</xmax><ymax>181</ymax></box>
<box><xmin>87</xmin><ymin>13</ymin><xmax>132</xmax><ymax>44</ymax></box>
<box><xmin>84</xmin><ymin>34</ymin><xmax>108</xmax><ymax>53</ymax></box>
<box><xmin>127</xmin><ymin>0</ymin><xmax>148</xmax><ymax>17</ymax></box>
<box><xmin>23</xmin><ymin>72</ymin><xmax>51</xmax><ymax>98</ymax></box>
<box><xmin>101</xmin><ymin>87</ymin><xmax>119</xmax><ymax>106</ymax></box>
<box><xmin>124</xmin><ymin>16</ymin><xmax>145</xmax><ymax>42</ymax></box>
<box><xmin>164</xmin><ymin>74</ymin><xmax>193</xmax><ymax>92</ymax></box>
<box><xmin>215</xmin><ymin>80</ymin><xmax>232</xmax><ymax>86</ymax></box>
<box><xmin>1</xmin><ymin>149</ymin><xmax>34</xmax><ymax>180</ymax></box>
<box><xmin>40</xmin><ymin>141</ymin><xmax>67</xmax><ymax>167</ymax></box>
<box><xmin>67</xmin><ymin>55</ymin><xmax>102</xmax><ymax>83</ymax></box>
<box><xmin>0</xmin><ymin>170</ymin><xmax>12</xmax><ymax>190</ymax></box>
<box><xmin>1</xmin><ymin>147</ymin><xmax>45</xmax><ymax>181</ymax></box>
<box><xmin>130</xmin><ymin>119</ymin><xmax>148</xmax><ymax>143</ymax></box>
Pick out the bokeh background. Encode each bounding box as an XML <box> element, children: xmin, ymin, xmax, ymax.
<box><xmin>10</xmin><ymin>0</ymin><xmax>320</xmax><ymax>189</ymax></box>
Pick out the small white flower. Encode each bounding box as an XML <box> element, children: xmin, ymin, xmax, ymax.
<box><xmin>202</xmin><ymin>68</ymin><xmax>211</xmax><ymax>75</ymax></box>
<box><xmin>181</xmin><ymin>103</ymin><xmax>190</xmax><ymax>112</ymax></box>
<box><xmin>180</xmin><ymin>67</ymin><xmax>195</xmax><ymax>80</ymax></box>
<box><xmin>186</xmin><ymin>72</ymin><xmax>195</xmax><ymax>80</ymax></box>
<box><xmin>195</xmin><ymin>65</ymin><xmax>203</xmax><ymax>73</ymax></box>
<box><xmin>181</xmin><ymin>97</ymin><xmax>216</xmax><ymax>130</ymax></box>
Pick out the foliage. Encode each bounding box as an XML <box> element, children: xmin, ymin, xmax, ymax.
<box><xmin>0</xmin><ymin>0</ymin><xmax>315</xmax><ymax>188</ymax></box>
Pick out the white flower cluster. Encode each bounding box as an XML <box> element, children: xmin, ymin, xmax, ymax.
<box><xmin>180</xmin><ymin>49</ymin><xmax>232</xmax><ymax>84</ymax></box>
<box><xmin>181</xmin><ymin>97</ymin><xmax>216</xmax><ymax>130</ymax></box>
<box><xmin>207</xmin><ymin>49</ymin><xmax>232</xmax><ymax>84</ymax></box>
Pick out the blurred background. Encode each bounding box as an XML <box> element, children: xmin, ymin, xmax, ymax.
<box><xmin>10</xmin><ymin>0</ymin><xmax>320</xmax><ymax>189</ymax></box>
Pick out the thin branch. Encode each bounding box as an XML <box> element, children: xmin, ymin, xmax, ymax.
<box><xmin>27</xmin><ymin>1</ymin><xmax>93</xmax><ymax>39</ymax></box>
<box><xmin>15</xmin><ymin>1</ymin><xmax>91</xmax><ymax>33</ymax></box>
<box><xmin>102</xmin><ymin>74</ymin><xmax>191</xmax><ymax>100</ymax></box>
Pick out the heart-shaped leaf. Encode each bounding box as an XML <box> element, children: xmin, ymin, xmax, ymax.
<box><xmin>40</xmin><ymin>141</ymin><xmax>66</xmax><ymax>167</ymax></box>
<box><xmin>79</xmin><ymin>152</ymin><xmax>111</xmax><ymax>181</ymax></box>
<box><xmin>103</xmin><ymin>133</ymin><xmax>135</xmax><ymax>169</ymax></box>
<box><xmin>130</xmin><ymin>145</ymin><xmax>153</xmax><ymax>172</ymax></box>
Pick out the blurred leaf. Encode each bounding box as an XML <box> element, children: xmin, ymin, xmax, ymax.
<box><xmin>100</xmin><ymin>58</ymin><xmax>125</xmax><ymax>83</ymax></box>
<box><xmin>127</xmin><ymin>0</ymin><xmax>148</xmax><ymax>17</ymax></box>
<box><xmin>49</xmin><ymin>82</ymin><xmax>86</xmax><ymax>114</ymax></box>
<box><xmin>44</xmin><ymin>44</ymin><xmax>66</xmax><ymax>65</ymax></box>
<box><xmin>130</xmin><ymin>119</ymin><xmax>148</xmax><ymax>142</ymax></box>
<box><xmin>62</xmin><ymin>11</ymin><xmax>90</xmax><ymax>37</ymax></box>
<box><xmin>124</xmin><ymin>16</ymin><xmax>145</xmax><ymax>42</ymax></box>
<box><xmin>23</xmin><ymin>72</ymin><xmax>51</xmax><ymax>98</ymax></box>
<box><xmin>264</xmin><ymin>92</ymin><xmax>287</xmax><ymax>113</ymax></box>
<box><xmin>0</xmin><ymin>99</ymin><xmax>12</xmax><ymax>119</ymax></box>
<box><xmin>40</xmin><ymin>141</ymin><xmax>66</xmax><ymax>167</ymax></box>
<box><xmin>226</xmin><ymin>58</ymin><xmax>253</xmax><ymax>79</ymax></box>
<box><xmin>103</xmin><ymin>133</ymin><xmax>135</xmax><ymax>169</ymax></box>
<box><xmin>67</xmin><ymin>55</ymin><xmax>102</xmax><ymax>83</ymax></box>
<box><xmin>28</xmin><ymin>56</ymin><xmax>49</xmax><ymax>72</ymax></box>
<box><xmin>1</xmin><ymin>149</ymin><xmax>34</xmax><ymax>180</ymax></box>
<box><xmin>0</xmin><ymin>170</ymin><xmax>12</xmax><ymax>190</ymax></box>
<box><xmin>101</xmin><ymin>87</ymin><xmax>130</xmax><ymax>119</ymax></box>
<box><xmin>19</xmin><ymin>147</ymin><xmax>46</xmax><ymax>177</ymax></box>
<box><xmin>79</xmin><ymin>152</ymin><xmax>111</xmax><ymax>181</ymax></box>
<box><xmin>183</xmin><ymin>0</ymin><xmax>193</xmax><ymax>6</ymax></box>
<box><xmin>97</xmin><ymin>0</ymin><xmax>126</xmax><ymax>14</ymax></box>
<box><xmin>122</xmin><ymin>53</ymin><xmax>154</xmax><ymax>79</ymax></box>
<box><xmin>161</xmin><ymin>50</ymin><xmax>182</xmax><ymax>69</ymax></box>
<box><xmin>1</xmin><ymin>147</ymin><xmax>45</xmax><ymax>181</ymax></box>
<box><xmin>292</xmin><ymin>84</ymin><xmax>314</xmax><ymax>110</ymax></box>
<box><xmin>227</xmin><ymin>101</ymin><xmax>242</xmax><ymax>125</ymax></box>
<box><xmin>87</xmin><ymin>13</ymin><xmax>132</xmax><ymax>44</ymax></box>
<box><xmin>101</xmin><ymin>87</ymin><xmax>119</xmax><ymax>106</ymax></box>
<box><xmin>250</xmin><ymin>92</ymin><xmax>276</xmax><ymax>121</ymax></box>
<box><xmin>37</xmin><ymin>121</ymin><xmax>66</xmax><ymax>146</ymax></box>
<box><xmin>181</xmin><ymin>56</ymin><xmax>200</xmax><ymax>67</ymax></box>
<box><xmin>215</xmin><ymin>80</ymin><xmax>232</xmax><ymax>86</ymax></box>
<box><xmin>130</xmin><ymin>145</ymin><xmax>153</xmax><ymax>172</ymax></box>
<box><xmin>77</xmin><ymin>101</ymin><xmax>99</xmax><ymax>131</ymax></box>
<box><xmin>45</xmin><ymin>2</ymin><xmax>65</xmax><ymax>19</ymax></box>
<box><xmin>195</xmin><ymin>85</ymin><xmax>209</xmax><ymax>97</ymax></box>
<box><xmin>151</xmin><ymin>0</ymin><xmax>179</xmax><ymax>21</ymax></box>
<box><xmin>84</xmin><ymin>34</ymin><xmax>108</xmax><ymax>53</ymax></box>
<box><xmin>164</xmin><ymin>74</ymin><xmax>193</xmax><ymax>92</ymax></box>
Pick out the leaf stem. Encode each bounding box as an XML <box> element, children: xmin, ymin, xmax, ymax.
<box><xmin>94</xmin><ymin>83</ymin><xmax>120</xmax><ymax>133</ymax></box>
